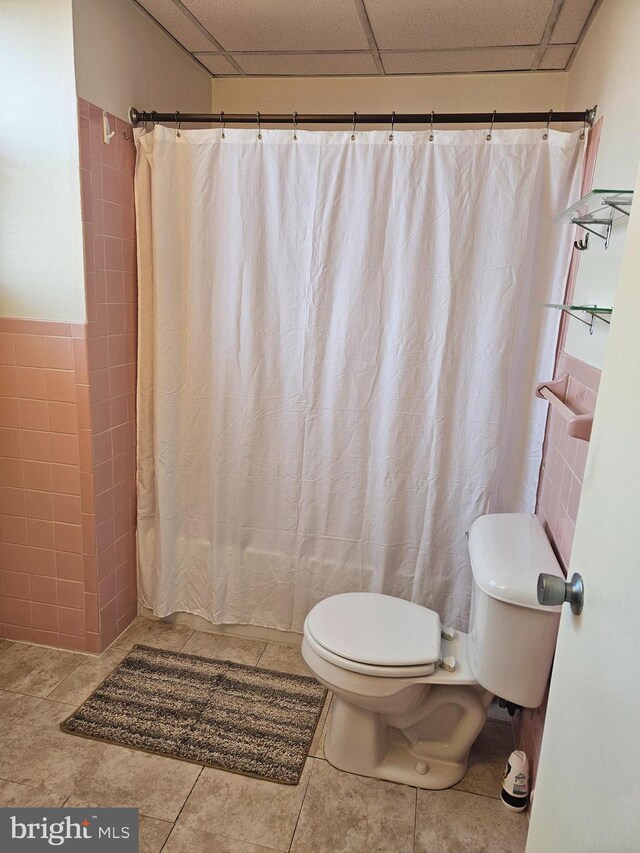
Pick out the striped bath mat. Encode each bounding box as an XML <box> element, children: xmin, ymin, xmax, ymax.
<box><xmin>61</xmin><ymin>644</ymin><xmax>326</xmax><ymax>784</ymax></box>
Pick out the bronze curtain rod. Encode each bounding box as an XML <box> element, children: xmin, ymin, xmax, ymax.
<box><xmin>129</xmin><ymin>106</ymin><xmax>597</xmax><ymax>128</ymax></box>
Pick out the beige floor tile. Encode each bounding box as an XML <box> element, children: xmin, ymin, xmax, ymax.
<box><xmin>0</xmin><ymin>779</ymin><xmax>68</xmax><ymax>807</ymax></box>
<box><xmin>0</xmin><ymin>640</ymin><xmax>13</xmax><ymax>654</ymax></box>
<box><xmin>290</xmin><ymin>758</ymin><xmax>416</xmax><ymax>853</ymax></box>
<box><xmin>308</xmin><ymin>692</ymin><xmax>333</xmax><ymax>759</ymax></box>
<box><xmin>415</xmin><ymin>789</ymin><xmax>528</xmax><ymax>853</ymax></box>
<box><xmin>71</xmin><ymin>744</ymin><xmax>202</xmax><ymax>822</ymax></box>
<box><xmin>47</xmin><ymin>647</ymin><xmax>129</xmax><ymax>706</ymax></box>
<box><xmin>64</xmin><ymin>797</ymin><xmax>173</xmax><ymax>853</ymax></box>
<box><xmin>454</xmin><ymin>720</ymin><xmax>515</xmax><ymax>798</ymax></box>
<box><xmin>113</xmin><ymin>616</ymin><xmax>194</xmax><ymax>652</ymax></box>
<box><xmin>0</xmin><ymin>643</ymin><xmax>84</xmax><ymax>698</ymax></box>
<box><xmin>163</xmin><ymin>824</ymin><xmax>276</xmax><ymax>853</ymax></box>
<box><xmin>0</xmin><ymin>693</ymin><xmax>106</xmax><ymax>791</ymax></box>
<box><xmin>177</xmin><ymin>758</ymin><xmax>312</xmax><ymax>852</ymax></box>
<box><xmin>139</xmin><ymin>815</ymin><xmax>174</xmax><ymax>853</ymax></box>
<box><xmin>257</xmin><ymin>643</ymin><xmax>313</xmax><ymax>677</ymax></box>
<box><xmin>181</xmin><ymin>631</ymin><xmax>266</xmax><ymax>666</ymax></box>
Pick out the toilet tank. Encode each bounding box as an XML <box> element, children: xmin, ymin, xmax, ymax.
<box><xmin>467</xmin><ymin>513</ymin><xmax>563</xmax><ymax>708</ymax></box>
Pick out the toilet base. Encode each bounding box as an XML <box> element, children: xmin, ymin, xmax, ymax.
<box><xmin>324</xmin><ymin>689</ymin><xmax>492</xmax><ymax>790</ymax></box>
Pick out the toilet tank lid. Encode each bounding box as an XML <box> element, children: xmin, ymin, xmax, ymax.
<box><xmin>468</xmin><ymin>513</ymin><xmax>563</xmax><ymax>611</ymax></box>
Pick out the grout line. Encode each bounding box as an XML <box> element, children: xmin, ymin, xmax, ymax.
<box><xmin>413</xmin><ymin>781</ymin><xmax>419</xmax><ymax>852</ymax></box>
<box><xmin>0</xmin><ymin>776</ymin><xmax>70</xmax><ymax>802</ymax></box>
<box><xmin>159</xmin><ymin>765</ymin><xmax>204</xmax><ymax>852</ymax></box>
<box><xmin>176</xmin><ymin>629</ymin><xmax>196</xmax><ymax>651</ymax></box>
<box><xmin>43</xmin><ymin>658</ymin><xmax>95</xmax><ymax>700</ymax></box>
<box><xmin>286</xmin><ymin>755</ymin><xmax>317</xmax><ymax>852</ymax></box>
<box><xmin>0</xmin><ymin>686</ymin><xmax>76</xmax><ymax>705</ymax></box>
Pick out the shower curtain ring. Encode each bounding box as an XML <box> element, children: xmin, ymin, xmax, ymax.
<box><xmin>486</xmin><ymin>110</ymin><xmax>496</xmax><ymax>141</ymax></box>
<box><xmin>351</xmin><ymin>111</ymin><xmax>357</xmax><ymax>141</ymax></box>
<box><xmin>388</xmin><ymin>111</ymin><xmax>395</xmax><ymax>142</ymax></box>
<box><xmin>293</xmin><ymin>111</ymin><xmax>298</xmax><ymax>141</ymax></box>
<box><xmin>542</xmin><ymin>108</ymin><xmax>553</xmax><ymax>140</ymax></box>
<box><xmin>256</xmin><ymin>111</ymin><xmax>262</xmax><ymax>141</ymax></box>
<box><xmin>220</xmin><ymin>111</ymin><xmax>225</xmax><ymax>139</ymax></box>
<box><xmin>429</xmin><ymin>110</ymin><xmax>435</xmax><ymax>142</ymax></box>
<box><xmin>175</xmin><ymin>111</ymin><xmax>181</xmax><ymax>138</ymax></box>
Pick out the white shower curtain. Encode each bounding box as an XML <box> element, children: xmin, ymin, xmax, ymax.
<box><xmin>134</xmin><ymin>125</ymin><xmax>583</xmax><ymax>632</ymax></box>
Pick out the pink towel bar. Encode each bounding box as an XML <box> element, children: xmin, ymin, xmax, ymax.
<box><xmin>535</xmin><ymin>374</ymin><xmax>593</xmax><ymax>442</ymax></box>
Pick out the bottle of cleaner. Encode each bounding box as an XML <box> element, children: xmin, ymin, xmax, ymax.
<box><xmin>501</xmin><ymin>749</ymin><xmax>529</xmax><ymax>811</ymax></box>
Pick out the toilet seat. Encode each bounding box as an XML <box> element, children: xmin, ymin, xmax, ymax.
<box><xmin>304</xmin><ymin>592</ymin><xmax>441</xmax><ymax>677</ymax></box>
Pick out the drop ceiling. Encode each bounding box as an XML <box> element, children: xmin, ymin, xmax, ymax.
<box><xmin>134</xmin><ymin>0</ymin><xmax>602</xmax><ymax>77</ymax></box>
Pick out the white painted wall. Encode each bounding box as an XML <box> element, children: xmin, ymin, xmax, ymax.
<box><xmin>211</xmin><ymin>72</ymin><xmax>568</xmax><ymax>129</ymax></box>
<box><xmin>526</xmin><ymin>146</ymin><xmax>640</xmax><ymax>853</ymax></box>
<box><xmin>0</xmin><ymin>0</ymin><xmax>85</xmax><ymax>322</ymax></box>
<box><xmin>73</xmin><ymin>0</ymin><xmax>212</xmax><ymax>123</ymax></box>
<box><xmin>561</xmin><ymin>0</ymin><xmax>640</xmax><ymax>368</ymax></box>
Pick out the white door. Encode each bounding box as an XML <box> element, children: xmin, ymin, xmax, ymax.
<box><xmin>526</xmin><ymin>164</ymin><xmax>640</xmax><ymax>851</ymax></box>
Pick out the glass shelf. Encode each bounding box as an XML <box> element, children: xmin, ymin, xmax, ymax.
<box><xmin>553</xmin><ymin>189</ymin><xmax>633</xmax><ymax>224</ymax></box>
<box><xmin>544</xmin><ymin>304</ymin><xmax>612</xmax><ymax>335</ymax></box>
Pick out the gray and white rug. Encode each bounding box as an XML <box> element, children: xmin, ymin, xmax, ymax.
<box><xmin>61</xmin><ymin>644</ymin><xmax>326</xmax><ymax>784</ymax></box>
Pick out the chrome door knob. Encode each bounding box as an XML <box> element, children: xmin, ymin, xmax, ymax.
<box><xmin>537</xmin><ymin>572</ymin><xmax>584</xmax><ymax>615</ymax></box>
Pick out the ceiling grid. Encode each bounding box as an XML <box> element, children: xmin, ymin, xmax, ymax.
<box><xmin>133</xmin><ymin>0</ymin><xmax>602</xmax><ymax>77</ymax></box>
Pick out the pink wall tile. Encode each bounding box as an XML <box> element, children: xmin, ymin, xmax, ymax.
<box><xmin>6</xmin><ymin>597</ymin><xmax>32</xmax><ymax>627</ymax></box>
<box><xmin>57</xmin><ymin>578</ymin><xmax>84</xmax><ymax>609</ymax></box>
<box><xmin>51</xmin><ymin>464</ymin><xmax>81</xmax><ymax>496</ymax></box>
<box><xmin>19</xmin><ymin>399</ymin><xmax>49</xmax><ymax>431</ymax></box>
<box><xmin>23</xmin><ymin>461</ymin><xmax>53</xmax><ymax>492</ymax></box>
<box><xmin>4</xmin><ymin>570</ymin><xmax>31</xmax><ymax>599</ymax></box>
<box><xmin>59</xmin><ymin>606</ymin><xmax>85</xmax><ymax>637</ymax></box>
<box><xmin>54</xmin><ymin>494</ymin><xmax>82</xmax><ymax>525</ymax></box>
<box><xmin>32</xmin><ymin>602</ymin><xmax>59</xmax><ymax>632</ymax></box>
<box><xmin>48</xmin><ymin>401</ymin><xmax>79</xmax><ymax>435</ymax></box>
<box><xmin>0</xmin><ymin>100</ymin><xmax>139</xmax><ymax>655</ymax></box>
<box><xmin>0</xmin><ymin>459</ymin><xmax>24</xmax><ymax>488</ymax></box>
<box><xmin>28</xmin><ymin>547</ymin><xmax>56</xmax><ymax>577</ymax></box>
<box><xmin>31</xmin><ymin>575</ymin><xmax>57</xmax><ymax>604</ymax></box>
<box><xmin>25</xmin><ymin>490</ymin><xmax>54</xmax><ymax>521</ymax></box>
<box><xmin>57</xmin><ymin>551</ymin><xmax>84</xmax><ymax>582</ymax></box>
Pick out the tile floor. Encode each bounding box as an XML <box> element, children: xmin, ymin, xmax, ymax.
<box><xmin>0</xmin><ymin>617</ymin><xmax>528</xmax><ymax>852</ymax></box>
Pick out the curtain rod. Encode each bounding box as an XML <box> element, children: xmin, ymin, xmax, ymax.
<box><xmin>129</xmin><ymin>106</ymin><xmax>597</xmax><ymax>128</ymax></box>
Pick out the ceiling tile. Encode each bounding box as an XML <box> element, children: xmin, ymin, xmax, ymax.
<box><xmin>539</xmin><ymin>43</ymin><xmax>575</xmax><ymax>69</ymax></box>
<box><xmin>232</xmin><ymin>52</ymin><xmax>378</xmax><ymax>76</ymax></box>
<box><xmin>136</xmin><ymin>0</ymin><xmax>217</xmax><ymax>51</ymax></box>
<box><xmin>366</xmin><ymin>0</ymin><xmax>554</xmax><ymax>50</ymax></box>
<box><xmin>193</xmin><ymin>54</ymin><xmax>241</xmax><ymax>75</ymax></box>
<box><xmin>181</xmin><ymin>0</ymin><xmax>370</xmax><ymax>51</ymax></box>
<box><xmin>550</xmin><ymin>0</ymin><xmax>597</xmax><ymax>44</ymax></box>
<box><xmin>381</xmin><ymin>46</ymin><xmax>538</xmax><ymax>74</ymax></box>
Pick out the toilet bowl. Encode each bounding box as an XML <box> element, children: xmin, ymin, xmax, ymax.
<box><xmin>301</xmin><ymin>513</ymin><xmax>563</xmax><ymax>789</ymax></box>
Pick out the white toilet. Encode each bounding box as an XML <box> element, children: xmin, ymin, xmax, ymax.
<box><xmin>301</xmin><ymin>513</ymin><xmax>563</xmax><ymax>789</ymax></box>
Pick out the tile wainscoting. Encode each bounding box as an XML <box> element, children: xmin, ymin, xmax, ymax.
<box><xmin>0</xmin><ymin>98</ymin><xmax>138</xmax><ymax>653</ymax></box>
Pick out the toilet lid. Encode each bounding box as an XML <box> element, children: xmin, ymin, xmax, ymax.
<box><xmin>306</xmin><ymin>593</ymin><xmax>441</xmax><ymax>667</ymax></box>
